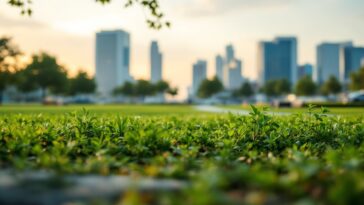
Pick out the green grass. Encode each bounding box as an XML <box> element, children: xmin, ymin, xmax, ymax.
<box><xmin>220</xmin><ymin>105</ymin><xmax>364</xmax><ymax>116</ymax></box>
<box><xmin>1</xmin><ymin>105</ymin><xmax>364</xmax><ymax>204</ymax></box>
<box><xmin>0</xmin><ymin>104</ymin><xmax>207</xmax><ymax>116</ymax></box>
<box><xmin>2</xmin><ymin>104</ymin><xmax>362</xmax><ymax>116</ymax></box>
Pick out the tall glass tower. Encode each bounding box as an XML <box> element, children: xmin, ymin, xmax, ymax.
<box><xmin>192</xmin><ymin>60</ymin><xmax>207</xmax><ymax>96</ymax></box>
<box><xmin>150</xmin><ymin>41</ymin><xmax>163</xmax><ymax>83</ymax></box>
<box><xmin>258</xmin><ymin>37</ymin><xmax>297</xmax><ymax>86</ymax></box>
<box><xmin>95</xmin><ymin>29</ymin><xmax>131</xmax><ymax>96</ymax></box>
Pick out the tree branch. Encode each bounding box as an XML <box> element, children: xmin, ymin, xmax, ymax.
<box><xmin>7</xmin><ymin>0</ymin><xmax>170</xmax><ymax>29</ymax></box>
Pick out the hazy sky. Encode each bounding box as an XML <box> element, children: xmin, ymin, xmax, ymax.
<box><xmin>1</xmin><ymin>0</ymin><xmax>364</xmax><ymax>98</ymax></box>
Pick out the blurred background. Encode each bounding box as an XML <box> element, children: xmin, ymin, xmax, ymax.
<box><xmin>1</xmin><ymin>0</ymin><xmax>364</xmax><ymax>107</ymax></box>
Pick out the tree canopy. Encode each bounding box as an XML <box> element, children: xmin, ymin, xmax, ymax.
<box><xmin>350</xmin><ymin>67</ymin><xmax>364</xmax><ymax>91</ymax></box>
<box><xmin>134</xmin><ymin>80</ymin><xmax>156</xmax><ymax>97</ymax></box>
<box><xmin>154</xmin><ymin>80</ymin><xmax>170</xmax><ymax>93</ymax></box>
<box><xmin>113</xmin><ymin>80</ymin><xmax>173</xmax><ymax>98</ymax></box>
<box><xmin>236</xmin><ymin>82</ymin><xmax>254</xmax><ymax>98</ymax></box>
<box><xmin>263</xmin><ymin>79</ymin><xmax>291</xmax><ymax>97</ymax></box>
<box><xmin>320</xmin><ymin>76</ymin><xmax>342</xmax><ymax>95</ymax></box>
<box><xmin>1</xmin><ymin>37</ymin><xmax>99</xmax><ymax>100</ymax></box>
<box><xmin>167</xmin><ymin>87</ymin><xmax>178</xmax><ymax>98</ymax></box>
<box><xmin>17</xmin><ymin>53</ymin><xmax>68</xmax><ymax>98</ymax></box>
<box><xmin>197</xmin><ymin>76</ymin><xmax>224</xmax><ymax>98</ymax></box>
<box><xmin>7</xmin><ymin>0</ymin><xmax>169</xmax><ymax>29</ymax></box>
<box><xmin>68</xmin><ymin>71</ymin><xmax>96</xmax><ymax>95</ymax></box>
<box><xmin>114</xmin><ymin>81</ymin><xmax>135</xmax><ymax>97</ymax></box>
<box><xmin>295</xmin><ymin>75</ymin><xmax>317</xmax><ymax>96</ymax></box>
<box><xmin>0</xmin><ymin>37</ymin><xmax>21</xmax><ymax>103</ymax></box>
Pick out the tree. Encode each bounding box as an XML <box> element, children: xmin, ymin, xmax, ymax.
<box><xmin>135</xmin><ymin>80</ymin><xmax>155</xmax><ymax>98</ymax></box>
<box><xmin>68</xmin><ymin>71</ymin><xmax>96</xmax><ymax>95</ymax></box>
<box><xmin>0</xmin><ymin>70</ymin><xmax>12</xmax><ymax>104</ymax></box>
<box><xmin>7</xmin><ymin>0</ymin><xmax>170</xmax><ymax>29</ymax></box>
<box><xmin>350</xmin><ymin>67</ymin><xmax>364</xmax><ymax>91</ymax></box>
<box><xmin>18</xmin><ymin>53</ymin><xmax>68</xmax><ymax>99</ymax></box>
<box><xmin>263</xmin><ymin>81</ymin><xmax>277</xmax><ymax>97</ymax></box>
<box><xmin>16</xmin><ymin>67</ymin><xmax>38</xmax><ymax>93</ymax></box>
<box><xmin>237</xmin><ymin>82</ymin><xmax>254</xmax><ymax>98</ymax></box>
<box><xmin>113</xmin><ymin>81</ymin><xmax>135</xmax><ymax>97</ymax></box>
<box><xmin>320</xmin><ymin>75</ymin><xmax>342</xmax><ymax>95</ymax></box>
<box><xmin>197</xmin><ymin>76</ymin><xmax>224</xmax><ymax>98</ymax></box>
<box><xmin>295</xmin><ymin>75</ymin><xmax>317</xmax><ymax>96</ymax></box>
<box><xmin>0</xmin><ymin>37</ymin><xmax>21</xmax><ymax>104</ymax></box>
<box><xmin>154</xmin><ymin>80</ymin><xmax>170</xmax><ymax>93</ymax></box>
<box><xmin>167</xmin><ymin>87</ymin><xmax>178</xmax><ymax>99</ymax></box>
<box><xmin>275</xmin><ymin>79</ymin><xmax>291</xmax><ymax>95</ymax></box>
<box><xmin>263</xmin><ymin>79</ymin><xmax>291</xmax><ymax>97</ymax></box>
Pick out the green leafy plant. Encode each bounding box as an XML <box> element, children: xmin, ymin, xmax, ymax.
<box><xmin>0</xmin><ymin>105</ymin><xmax>364</xmax><ymax>204</ymax></box>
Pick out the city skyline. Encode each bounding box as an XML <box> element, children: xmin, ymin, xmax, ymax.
<box><xmin>1</xmin><ymin>0</ymin><xmax>364</xmax><ymax>98</ymax></box>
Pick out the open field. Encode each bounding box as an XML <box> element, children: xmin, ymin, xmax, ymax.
<box><xmin>0</xmin><ymin>105</ymin><xmax>364</xmax><ymax>204</ymax></box>
<box><xmin>219</xmin><ymin>105</ymin><xmax>364</xmax><ymax>116</ymax></box>
<box><xmin>1</xmin><ymin>104</ymin><xmax>363</xmax><ymax>116</ymax></box>
<box><xmin>0</xmin><ymin>104</ymin><xmax>207</xmax><ymax>116</ymax></box>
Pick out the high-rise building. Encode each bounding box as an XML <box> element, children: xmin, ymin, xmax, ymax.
<box><xmin>298</xmin><ymin>64</ymin><xmax>314</xmax><ymax>80</ymax></box>
<box><xmin>150</xmin><ymin>41</ymin><xmax>163</xmax><ymax>83</ymax></box>
<box><xmin>215</xmin><ymin>55</ymin><xmax>224</xmax><ymax>82</ymax></box>
<box><xmin>221</xmin><ymin>44</ymin><xmax>244</xmax><ymax>90</ymax></box>
<box><xmin>341</xmin><ymin>46</ymin><xmax>364</xmax><ymax>82</ymax></box>
<box><xmin>192</xmin><ymin>60</ymin><xmax>207</xmax><ymax>96</ymax></box>
<box><xmin>226</xmin><ymin>44</ymin><xmax>235</xmax><ymax>64</ymax></box>
<box><xmin>225</xmin><ymin>59</ymin><xmax>243</xmax><ymax>90</ymax></box>
<box><xmin>258</xmin><ymin>37</ymin><xmax>297</xmax><ymax>86</ymax></box>
<box><xmin>95</xmin><ymin>29</ymin><xmax>131</xmax><ymax>96</ymax></box>
<box><xmin>316</xmin><ymin>42</ymin><xmax>352</xmax><ymax>84</ymax></box>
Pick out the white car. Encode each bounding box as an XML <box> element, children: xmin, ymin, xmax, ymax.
<box><xmin>348</xmin><ymin>91</ymin><xmax>364</xmax><ymax>102</ymax></box>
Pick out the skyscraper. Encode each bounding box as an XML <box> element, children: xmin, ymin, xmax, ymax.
<box><xmin>316</xmin><ymin>42</ymin><xmax>352</xmax><ymax>84</ymax></box>
<box><xmin>341</xmin><ymin>46</ymin><xmax>364</xmax><ymax>82</ymax></box>
<box><xmin>215</xmin><ymin>55</ymin><xmax>224</xmax><ymax>82</ymax></box>
<box><xmin>150</xmin><ymin>41</ymin><xmax>163</xmax><ymax>83</ymax></box>
<box><xmin>226</xmin><ymin>44</ymin><xmax>235</xmax><ymax>63</ymax></box>
<box><xmin>221</xmin><ymin>44</ymin><xmax>244</xmax><ymax>90</ymax></box>
<box><xmin>298</xmin><ymin>64</ymin><xmax>314</xmax><ymax>80</ymax></box>
<box><xmin>192</xmin><ymin>60</ymin><xmax>207</xmax><ymax>96</ymax></box>
<box><xmin>258</xmin><ymin>37</ymin><xmax>297</xmax><ymax>86</ymax></box>
<box><xmin>95</xmin><ymin>29</ymin><xmax>131</xmax><ymax>96</ymax></box>
<box><xmin>225</xmin><ymin>59</ymin><xmax>243</xmax><ymax>90</ymax></box>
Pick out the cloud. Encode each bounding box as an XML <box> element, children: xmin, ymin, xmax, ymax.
<box><xmin>0</xmin><ymin>13</ymin><xmax>47</xmax><ymax>29</ymax></box>
<box><xmin>176</xmin><ymin>0</ymin><xmax>294</xmax><ymax>17</ymax></box>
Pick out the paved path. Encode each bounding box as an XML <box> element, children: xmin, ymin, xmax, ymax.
<box><xmin>194</xmin><ymin>105</ymin><xmax>289</xmax><ymax>116</ymax></box>
<box><xmin>0</xmin><ymin>171</ymin><xmax>186</xmax><ymax>205</ymax></box>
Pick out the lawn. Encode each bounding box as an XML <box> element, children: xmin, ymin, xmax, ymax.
<box><xmin>0</xmin><ymin>104</ymin><xmax>207</xmax><ymax>116</ymax></box>
<box><xmin>220</xmin><ymin>105</ymin><xmax>364</xmax><ymax>116</ymax></box>
<box><xmin>0</xmin><ymin>104</ymin><xmax>364</xmax><ymax>204</ymax></box>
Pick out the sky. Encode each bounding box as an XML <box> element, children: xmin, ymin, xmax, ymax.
<box><xmin>1</xmin><ymin>0</ymin><xmax>364</xmax><ymax>98</ymax></box>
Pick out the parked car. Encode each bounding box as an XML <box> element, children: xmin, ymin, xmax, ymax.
<box><xmin>64</xmin><ymin>96</ymin><xmax>95</xmax><ymax>105</ymax></box>
<box><xmin>272</xmin><ymin>99</ymin><xmax>292</xmax><ymax>108</ymax></box>
<box><xmin>348</xmin><ymin>91</ymin><xmax>364</xmax><ymax>102</ymax></box>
